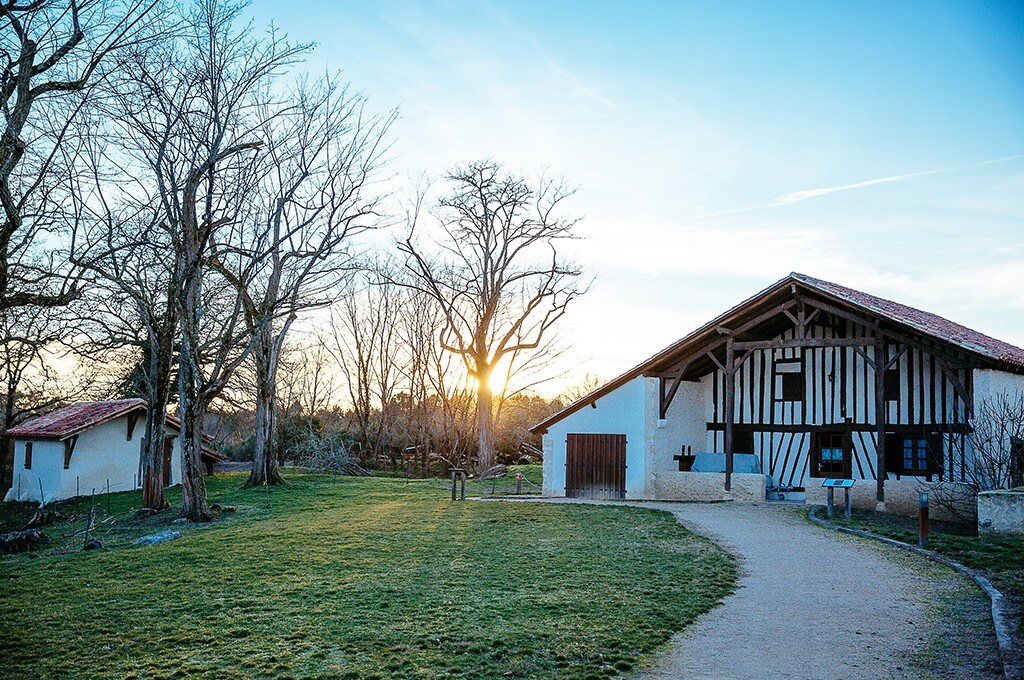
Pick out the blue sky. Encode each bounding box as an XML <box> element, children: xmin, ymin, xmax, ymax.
<box><xmin>252</xmin><ymin>0</ymin><xmax>1024</xmax><ymax>391</ymax></box>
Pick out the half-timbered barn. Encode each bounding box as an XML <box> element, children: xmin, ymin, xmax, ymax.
<box><xmin>531</xmin><ymin>273</ymin><xmax>1024</xmax><ymax>518</ymax></box>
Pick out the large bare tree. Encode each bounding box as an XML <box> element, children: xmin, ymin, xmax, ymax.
<box><xmin>210</xmin><ymin>76</ymin><xmax>392</xmax><ymax>488</ymax></box>
<box><xmin>0</xmin><ymin>0</ymin><xmax>156</xmax><ymax>313</ymax></box>
<box><xmin>99</xmin><ymin>0</ymin><xmax>307</xmax><ymax>520</ymax></box>
<box><xmin>394</xmin><ymin>161</ymin><xmax>586</xmax><ymax>470</ymax></box>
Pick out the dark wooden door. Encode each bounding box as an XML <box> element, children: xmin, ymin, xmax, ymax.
<box><xmin>162</xmin><ymin>438</ymin><xmax>173</xmax><ymax>487</ymax></box>
<box><xmin>565</xmin><ymin>433</ymin><xmax>626</xmax><ymax>500</ymax></box>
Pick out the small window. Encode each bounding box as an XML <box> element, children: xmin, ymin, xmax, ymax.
<box><xmin>775</xmin><ymin>359</ymin><xmax>804</xmax><ymax>402</ymax></box>
<box><xmin>813</xmin><ymin>432</ymin><xmax>848</xmax><ymax>478</ymax></box>
<box><xmin>24</xmin><ymin>442</ymin><xmax>32</xmax><ymax>470</ymax></box>
<box><xmin>883</xmin><ymin>369</ymin><xmax>899</xmax><ymax>401</ymax></box>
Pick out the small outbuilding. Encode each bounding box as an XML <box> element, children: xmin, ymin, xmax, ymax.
<box><xmin>4</xmin><ymin>399</ymin><xmax>223</xmax><ymax>504</ymax></box>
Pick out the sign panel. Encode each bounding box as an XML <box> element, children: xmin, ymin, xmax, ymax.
<box><xmin>821</xmin><ymin>478</ymin><xmax>855</xmax><ymax>489</ymax></box>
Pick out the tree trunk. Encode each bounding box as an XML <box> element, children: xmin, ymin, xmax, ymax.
<box><xmin>140</xmin><ymin>327</ymin><xmax>174</xmax><ymax>510</ymax></box>
<box><xmin>246</xmin><ymin>325</ymin><xmax>284</xmax><ymax>487</ymax></box>
<box><xmin>476</xmin><ymin>367</ymin><xmax>494</xmax><ymax>471</ymax></box>
<box><xmin>177</xmin><ymin>207</ymin><xmax>211</xmax><ymax>522</ymax></box>
<box><xmin>0</xmin><ymin>386</ymin><xmax>15</xmax><ymax>494</ymax></box>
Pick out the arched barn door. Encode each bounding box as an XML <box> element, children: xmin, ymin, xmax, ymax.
<box><xmin>565</xmin><ymin>434</ymin><xmax>626</xmax><ymax>500</ymax></box>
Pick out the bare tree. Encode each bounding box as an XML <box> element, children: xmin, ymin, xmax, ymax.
<box><xmin>0</xmin><ymin>0</ymin><xmax>157</xmax><ymax>313</ymax></box>
<box><xmin>327</xmin><ymin>280</ymin><xmax>402</xmax><ymax>467</ymax></box>
<box><xmin>210</xmin><ymin>76</ymin><xmax>392</xmax><ymax>488</ymax></box>
<box><xmin>101</xmin><ymin>0</ymin><xmax>307</xmax><ymax>520</ymax></box>
<box><xmin>393</xmin><ymin>161</ymin><xmax>587</xmax><ymax>470</ymax></box>
<box><xmin>934</xmin><ymin>392</ymin><xmax>1024</xmax><ymax>523</ymax></box>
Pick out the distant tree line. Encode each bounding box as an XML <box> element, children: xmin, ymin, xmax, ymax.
<box><xmin>0</xmin><ymin>0</ymin><xmax>588</xmax><ymax>520</ymax></box>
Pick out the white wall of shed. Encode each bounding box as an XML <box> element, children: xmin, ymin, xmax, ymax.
<box><xmin>542</xmin><ymin>376</ymin><xmax>647</xmax><ymax>497</ymax></box>
<box><xmin>645</xmin><ymin>378</ymin><xmax>705</xmax><ymax>497</ymax></box>
<box><xmin>4</xmin><ymin>439</ymin><xmax>63</xmax><ymax>503</ymax></box>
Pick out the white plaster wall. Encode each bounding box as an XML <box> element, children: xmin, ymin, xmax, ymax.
<box><xmin>543</xmin><ymin>376</ymin><xmax>646</xmax><ymax>498</ymax></box>
<box><xmin>5</xmin><ymin>439</ymin><xmax>63</xmax><ymax>503</ymax></box>
<box><xmin>58</xmin><ymin>415</ymin><xmax>143</xmax><ymax>499</ymax></box>
<box><xmin>646</xmin><ymin>379</ymin><xmax>708</xmax><ymax>499</ymax></box>
<box><xmin>973</xmin><ymin>368</ymin><xmax>1024</xmax><ymax>408</ymax></box>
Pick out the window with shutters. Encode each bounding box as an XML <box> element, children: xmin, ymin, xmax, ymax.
<box><xmin>885</xmin><ymin>432</ymin><xmax>943</xmax><ymax>479</ymax></box>
<box><xmin>811</xmin><ymin>431</ymin><xmax>850</xmax><ymax>478</ymax></box>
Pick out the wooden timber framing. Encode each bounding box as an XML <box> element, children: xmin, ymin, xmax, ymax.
<box><xmin>874</xmin><ymin>337</ymin><xmax>887</xmax><ymax>501</ymax></box>
<box><xmin>650</xmin><ymin>291</ymin><xmax>985</xmax><ymax>500</ymax></box>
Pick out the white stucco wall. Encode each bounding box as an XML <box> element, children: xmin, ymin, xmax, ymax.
<box><xmin>542</xmin><ymin>376</ymin><xmax>647</xmax><ymax>498</ymax></box>
<box><xmin>973</xmin><ymin>368</ymin><xmax>1024</xmax><ymax>408</ymax></box>
<box><xmin>5</xmin><ymin>439</ymin><xmax>63</xmax><ymax>504</ymax></box>
<box><xmin>646</xmin><ymin>378</ymin><xmax>708</xmax><ymax>498</ymax></box>
<box><xmin>5</xmin><ymin>413</ymin><xmax>183</xmax><ymax>504</ymax></box>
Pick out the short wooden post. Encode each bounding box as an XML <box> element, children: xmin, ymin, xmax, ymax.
<box><xmin>826</xmin><ymin>486</ymin><xmax>835</xmax><ymax>518</ymax></box>
<box><xmin>515</xmin><ymin>473</ymin><xmax>523</xmax><ymax>495</ymax></box>
<box><xmin>844</xmin><ymin>488</ymin><xmax>852</xmax><ymax>520</ymax></box>
<box><xmin>918</xmin><ymin>491</ymin><xmax>929</xmax><ymax>547</ymax></box>
<box><xmin>450</xmin><ymin>468</ymin><xmax>466</xmax><ymax>501</ymax></box>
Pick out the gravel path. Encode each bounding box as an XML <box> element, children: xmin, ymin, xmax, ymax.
<box><xmin>634</xmin><ymin>502</ymin><xmax>999</xmax><ymax>680</ymax></box>
<box><xmin>495</xmin><ymin>498</ymin><xmax>1000</xmax><ymax>679</ymax></box>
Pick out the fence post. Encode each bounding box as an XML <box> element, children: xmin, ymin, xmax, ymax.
<box><xmin>918</xmin><ymin>491</ymin><xmax>929</xmax><ymax>547</ymax></box>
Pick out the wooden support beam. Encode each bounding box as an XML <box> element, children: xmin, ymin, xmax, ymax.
<box><xmin>728</xmin><ymin>300</ymin><xmax>798</xmax><ymax>337</ymax></box>
<box><xmin>874</xmin><ymin>338</ymin><xmax>887</xmax><ymax>503</ymax></box>
<box><xmin>732</xmin><ymin>337</ymin><xmax>876</xmax><ymax>351</ymax></box>
<box><xmin>724</xmin><ymin>338</ymin><xmax>735</xmax><ymax>491</ymax></box>
<box><xmin>659</xmin><ymin>360</ymin><xmax>692</xmax><ymax>419</ymax></box>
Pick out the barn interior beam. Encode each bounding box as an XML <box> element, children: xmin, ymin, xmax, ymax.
<box><xmin>658</xmin><ymin>360</ymin><xmax>692</xmax><ymax>419</ymax></box>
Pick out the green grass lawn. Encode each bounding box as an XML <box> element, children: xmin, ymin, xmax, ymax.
<box><xmin>0</xmin><ymin>470</ymin><xmax>736</xmax><ymax>679</ymax></box>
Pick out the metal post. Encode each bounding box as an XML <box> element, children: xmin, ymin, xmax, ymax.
<box><xmin>918</xmin><ymin>491</ymin><xmax>929</xmax><ymax>547</ymax></box>
<box><xmin>827</xmin><ymin>486</ymin><xmax>835</xmax><ymax>518</ymax></box>
<box><xmin>844</xmin><ymin>488</ymin><xmax>852</xmax><ymax>520</ymax></box>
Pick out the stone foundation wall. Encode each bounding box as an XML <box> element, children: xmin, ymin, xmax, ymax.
<box><xmin>978</xmin><ymin>490</ymin><xmax>1024</xmax><ymax>535</ymax></box>
<box><xmin>805</xmin><ymin>479</ymin><xmax>974</xmax><ymax>523</ymax></box>
<box><xmin>648</xmin><ymin>471</ymin><xmax>766</xmax><ymax>503</ymax></box>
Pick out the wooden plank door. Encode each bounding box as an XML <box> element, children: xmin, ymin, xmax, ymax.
<box><xmin>565</xmin><ymin>433</ymin><xmax>626</xmax><ymax>500</ymax></box>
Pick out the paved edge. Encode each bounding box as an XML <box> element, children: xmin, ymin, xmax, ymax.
<box><xmin>808</xmin><ymin>507</ymin><xmax>1021</xmax><ymax>680</ymax></box>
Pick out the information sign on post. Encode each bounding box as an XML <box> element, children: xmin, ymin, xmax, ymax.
<box><xmin>821</xmin><ymin>478</ymin><xmax>855</xmax><ymax>520</ymax></box>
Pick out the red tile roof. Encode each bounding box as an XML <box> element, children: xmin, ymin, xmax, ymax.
<box><xmin>791</xmin><ymin>273</ymin><xmax>1024</xmax><ymax>369</ymax></box>
<box><xmin>6</xmin><ymin>399</ymin><xmax>146</xmax><ymax>440</ymax></box>
<box><xmin>6</xmin><ymin>400</ymin><xmax>226</xmax><ymax>461</ymax></box>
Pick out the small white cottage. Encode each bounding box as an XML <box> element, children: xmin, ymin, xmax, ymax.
<box><xmin>532</xmin><ymin>274</ymin><xmax>1024</xmax><ymax>519</ymax></box>
<box><xmin>4</xmin><ymin>399</ymin><xmax>223</xmax><ymax>504</ymax></box>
